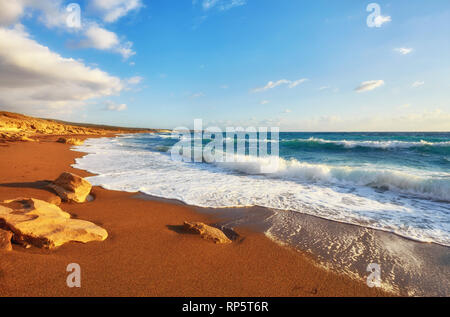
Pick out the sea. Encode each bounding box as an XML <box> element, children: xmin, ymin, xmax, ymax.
<box><xmin>73</xmin><ymin>132</ymin><xmax>450</xmax><ymax>295</ymax></box>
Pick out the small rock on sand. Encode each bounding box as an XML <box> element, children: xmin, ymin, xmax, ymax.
<box><xmin>0</xmin><ymin>228</ymin><xmax>13</xmax><ymax>251</ymax></box>
<box><xmin>183</xmin><ymin>221</ymin><xmax>232</xmax><ymax>244</ymax></box>
<box><xmin>57</xmin><ymin>137</ymin><xmax>84</xmax><ymax>145</ymax></box>
<box><xmin>48</xmin><ymin>172</ymin><xmax>92</xmax><ymax>203</ymax></box>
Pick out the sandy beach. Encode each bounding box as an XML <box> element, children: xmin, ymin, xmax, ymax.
<box><xmin>0</xmin><ymin>135</ymin><xmax>389</xmax><ymax>297</ymax></box>
<box><xmin>1</xmin><ymin>0</ymin><xmax>449</xmax><ymax>301</ymax></box>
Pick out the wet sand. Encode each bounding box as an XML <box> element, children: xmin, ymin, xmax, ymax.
<box><xmin>0</xmin><ymin>136</ymin><xmax>389</xmax><ymax>296</ymax></box>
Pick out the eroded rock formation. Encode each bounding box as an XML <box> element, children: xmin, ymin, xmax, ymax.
<box><xmin>183</xmin><ymin>221</ymin><xmax>232</xmax><ymax>244</ymax></box>
<box><xmin>0</xmin><ymin>228</ymin><xmax>13</xmax><ymax>251</ymax></box>
<box><xmin>48</xmin><ymin>172</ymin><xmax>92</xmax><ymax>203</ymax></box>
<box><xmin>0</xmin><ymin>198</ymin><xmax>108</xmax><ymax>249</ymax></box>
<box><xmin>56</xmin><ymin>137</ymin><xmax>84</xmax><ymax>145</ymax></box>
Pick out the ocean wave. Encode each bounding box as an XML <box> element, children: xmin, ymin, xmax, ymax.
<box><xmin>283</xmin><ymin>137</ymin><xmax>450</xmax><ymax>150</ymax></box>
<box><xmin>166</xmin><ymin>139</ymin><xmax>450</xmax><ymax>201</ymax></box>
<box><xmin>211</xmin><ymin>154</ymin><xmax>450</xmax><ymax>202</ymax></box>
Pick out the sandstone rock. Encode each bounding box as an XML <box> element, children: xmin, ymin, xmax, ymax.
<box><xmin>183</xmin><ymin>221</ymin><xmax>232</xmax><ymax>244</ymax></box>
<box><xmin>0</xmin><ymin>111</ymin><xmax>168</xmax><ymax>141</ymax></box>
<box><xmin>19</xmin><ymin>136</ymin><xmax>36</xmax><ymax>142</ymax></box>
<box><xmin>0</xmin><ymin>228</ymin><xmax>13</xmax><ymax>251</ymax></box>
<box><xmin>56</xmin><ymin>137</ymin><xmax>84</xmax><ymax>145</ymax></box>
<box><xmin>0</xmin><ymin>198</ymin><xmax>108</xmax><ymax>249</ymax></box>
<box><xmin>48</xmin><ymin>172</ymin><xmax>92</xmax><ymax>203</ymax></box>
<box><xmin>44</xmin><ymin>195</ymin><xmax>62</xmax><ymax>206</ymax></box>
<box><xmin>0</xmin><ymin>132</ymin><xmax>35</xmax><ymax>142</ymax></box>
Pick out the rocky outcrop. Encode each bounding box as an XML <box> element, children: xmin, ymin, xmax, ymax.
<box><xmin>0</xmin><ymin>111</ymin><xmax>166</xmax><ymax>143</ymax></box>
<box><xmin>48</xmin><ymin>172</ymin><xmax>92</xmax><ymax>203</ymax></box>
<box><xmin>0</xmin><ymin>198</ymin><xmax>108</xmax><ymax>249</ymax></box>
<box><xmin>44</xmin><ymin>195</ymin><xmax>62</xmax><ymax>206</ymax></box>
<box><xmin>183</xmin><ymin>221</ymin><xmax>232</xmax><ymax>244</ymax></box>
<box><xmin>0</xmin><ymin>132</ymin><xmax>36</xmax><ymax>142</ymax></box>
<box><xmin>57</xmin><ymin>137</ymin><xmax>84</xmax><ymax>145</ymax></box>
<box><xmin>0</xmin><ymin>228</ymin><xmax>13</xmax><ymax>251</ymax></box>
<box><xmin>0</xmin><ymin>111</ymin><xmax>107</xmax><ymax>137</ymax></box>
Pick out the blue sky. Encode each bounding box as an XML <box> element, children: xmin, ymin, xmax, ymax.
<box><xmin>0</xmin><ymin>0</ymin><xmax>449</xmax><ymax>131</ymax></box>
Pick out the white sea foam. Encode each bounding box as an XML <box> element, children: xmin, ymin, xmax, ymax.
<box><xmin>289</xmin><ymin>137</ymin><xmax>450</xmax><ymax>149</ymax></box>
<box><xmin>73</xmin><ymin>136</ymin><xmax>450</xmax><ymax>246</ymax></box>
<box><xmin>212</xmin><ymin>154</ymin><xmax>450</xmax><ymax>202</ymax></box>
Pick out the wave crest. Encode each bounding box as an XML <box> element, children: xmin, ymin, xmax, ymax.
<box><xmin>212</xmin><ymin>155</ymin><xmax>450</xmax><ymax>202</ymax></box>
<box><xmin>284</xmin><ymin>137</ymin><xmax>450</xmax><ymax>150</ymax></box>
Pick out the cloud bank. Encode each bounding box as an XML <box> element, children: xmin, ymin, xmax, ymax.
<box><xmin>0</xmin><ymin>0</ymin><xmax>139</xmax><ymax>59</ymax></box>
<box><xmin>0</xmin><ymin>26</ymin><xmax>123</xmax><ymax>115</ymax></box>
<box><xmin>279</xmin><ymin>109</ymin><xmax>450</xmax><ymax>132</ymax></box>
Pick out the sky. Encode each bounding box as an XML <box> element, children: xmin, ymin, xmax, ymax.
<box><xmin>0</xmin><ymin>0</ymin><xmax>449</xmax><ymax>131</ymax></box>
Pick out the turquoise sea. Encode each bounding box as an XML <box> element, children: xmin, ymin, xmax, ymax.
<box><xmin>75</xmin><ymin>132</ymin><xmax>450</xmax><ymax>246</ymax></box>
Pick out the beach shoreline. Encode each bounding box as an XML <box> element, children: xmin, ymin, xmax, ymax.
<box><xmin>73</xmin><ymin>132</ymin><xmax>450</xmax><ymax>296</ymax></box>
<box><xmin>0</xmin><ymin>134</ymin><xmax>394</xmax><ymax>297</ymax></box>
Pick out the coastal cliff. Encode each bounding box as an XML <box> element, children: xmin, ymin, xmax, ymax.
<box><xmin>0</xmin><ymin>111</ymin><xmax>170</xmax><ymax>142</ymax></box>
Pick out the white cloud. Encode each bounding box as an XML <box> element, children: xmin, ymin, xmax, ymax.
<box><xmin>354</xmin><ymin>80</ymin><xmax>385</xmax><ymax>93</ymax></box>
<box><xmin>201</xmin><ymin>0</ymin><xmax>246</xmax><ymax>11</ymax></box>
<box><xmin>0</xmin><ymin>0</ymin><xmax>76</xmax><ymax>30</ymax></box>
<box><xmin>79</xmin><ymin>25</ymin><xmax>135</xmax><ymax>59</ymax></box>
<box><xmin>395</xmin><ymin>48</ymin><xmax>413</xmax><ymax>55</ymax></box>
<box><xmin>104</xmin><ymin>100</ymin><xmax>127</xmax><ymax>111</ymax></box>
<box><xmin>115</xmin><ymin>41</ymin><xmax>135</xmax><ymax>59</ymax></box>
<box><xmin>260</xmin><ymin>100</ymin><xmax>270</xmax><ymax>105</ymax></box>
<box><xmin>0</xmin><ymin>26</ymin><xmax>123</xmax><ymax>115</ymax></box>
<box><xmin>288</xmin><ymin>78</ymin><xmax>308</xmax><ymax>88</ymax></box>
<box><xmin>0</xmin><ymin>0</ymin><xmax>25</xmax><ymax>26</ymax></box>
<box><xmin>412</xmin><ymin>81</ymin><xmax>425</xmax><ymax>88</ymax></box>
<box><xmin>373</xmin><ymin>15</ymin><xmax>391</xmax><ymax>27</ymax></box>
<box><xmin>0</xmin><ymin>1</ymin><xmax>137</xmax><ymax>59</ymax></box>
<box><xmin>82</xmin><ymin>25</ymin><xmax>119</xmax><ymax>49</ymax></box>
<box><xmin>282</xmin><ymin>109</ymin><xmax>292</xmax><ymax>113</ymax></box>
<box><xmin>252</xmin><ymin>78</ymin><xmax>308</xmax><ymax>93</ymax></box>
<box><xmin>29</xmin><ymin>0</ymin><xmax>70</xmax><ymax>29</ymax></box>
<box><xmin>92</xmin><ymin>0</ymin><xmax>143</xmax><ymax>23</ymax></box>
<box><xmin>190</xmin><ymin>92</ymin><xmax>205</xmax><ymax>98</ymax></box>
<box><xmin>127</xmin><ymin>76</ymin><xmax>143</xmax><ymax>85</ymax></box>
<box><xmin>252</xmin><ymin>79</ymin><xmax>290</xmax><ymax>93</ymax></box>
<box><xmin>192</xmin><ymin>0</ymin><xmax>245</xmax><ymax>28</ymax></box>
